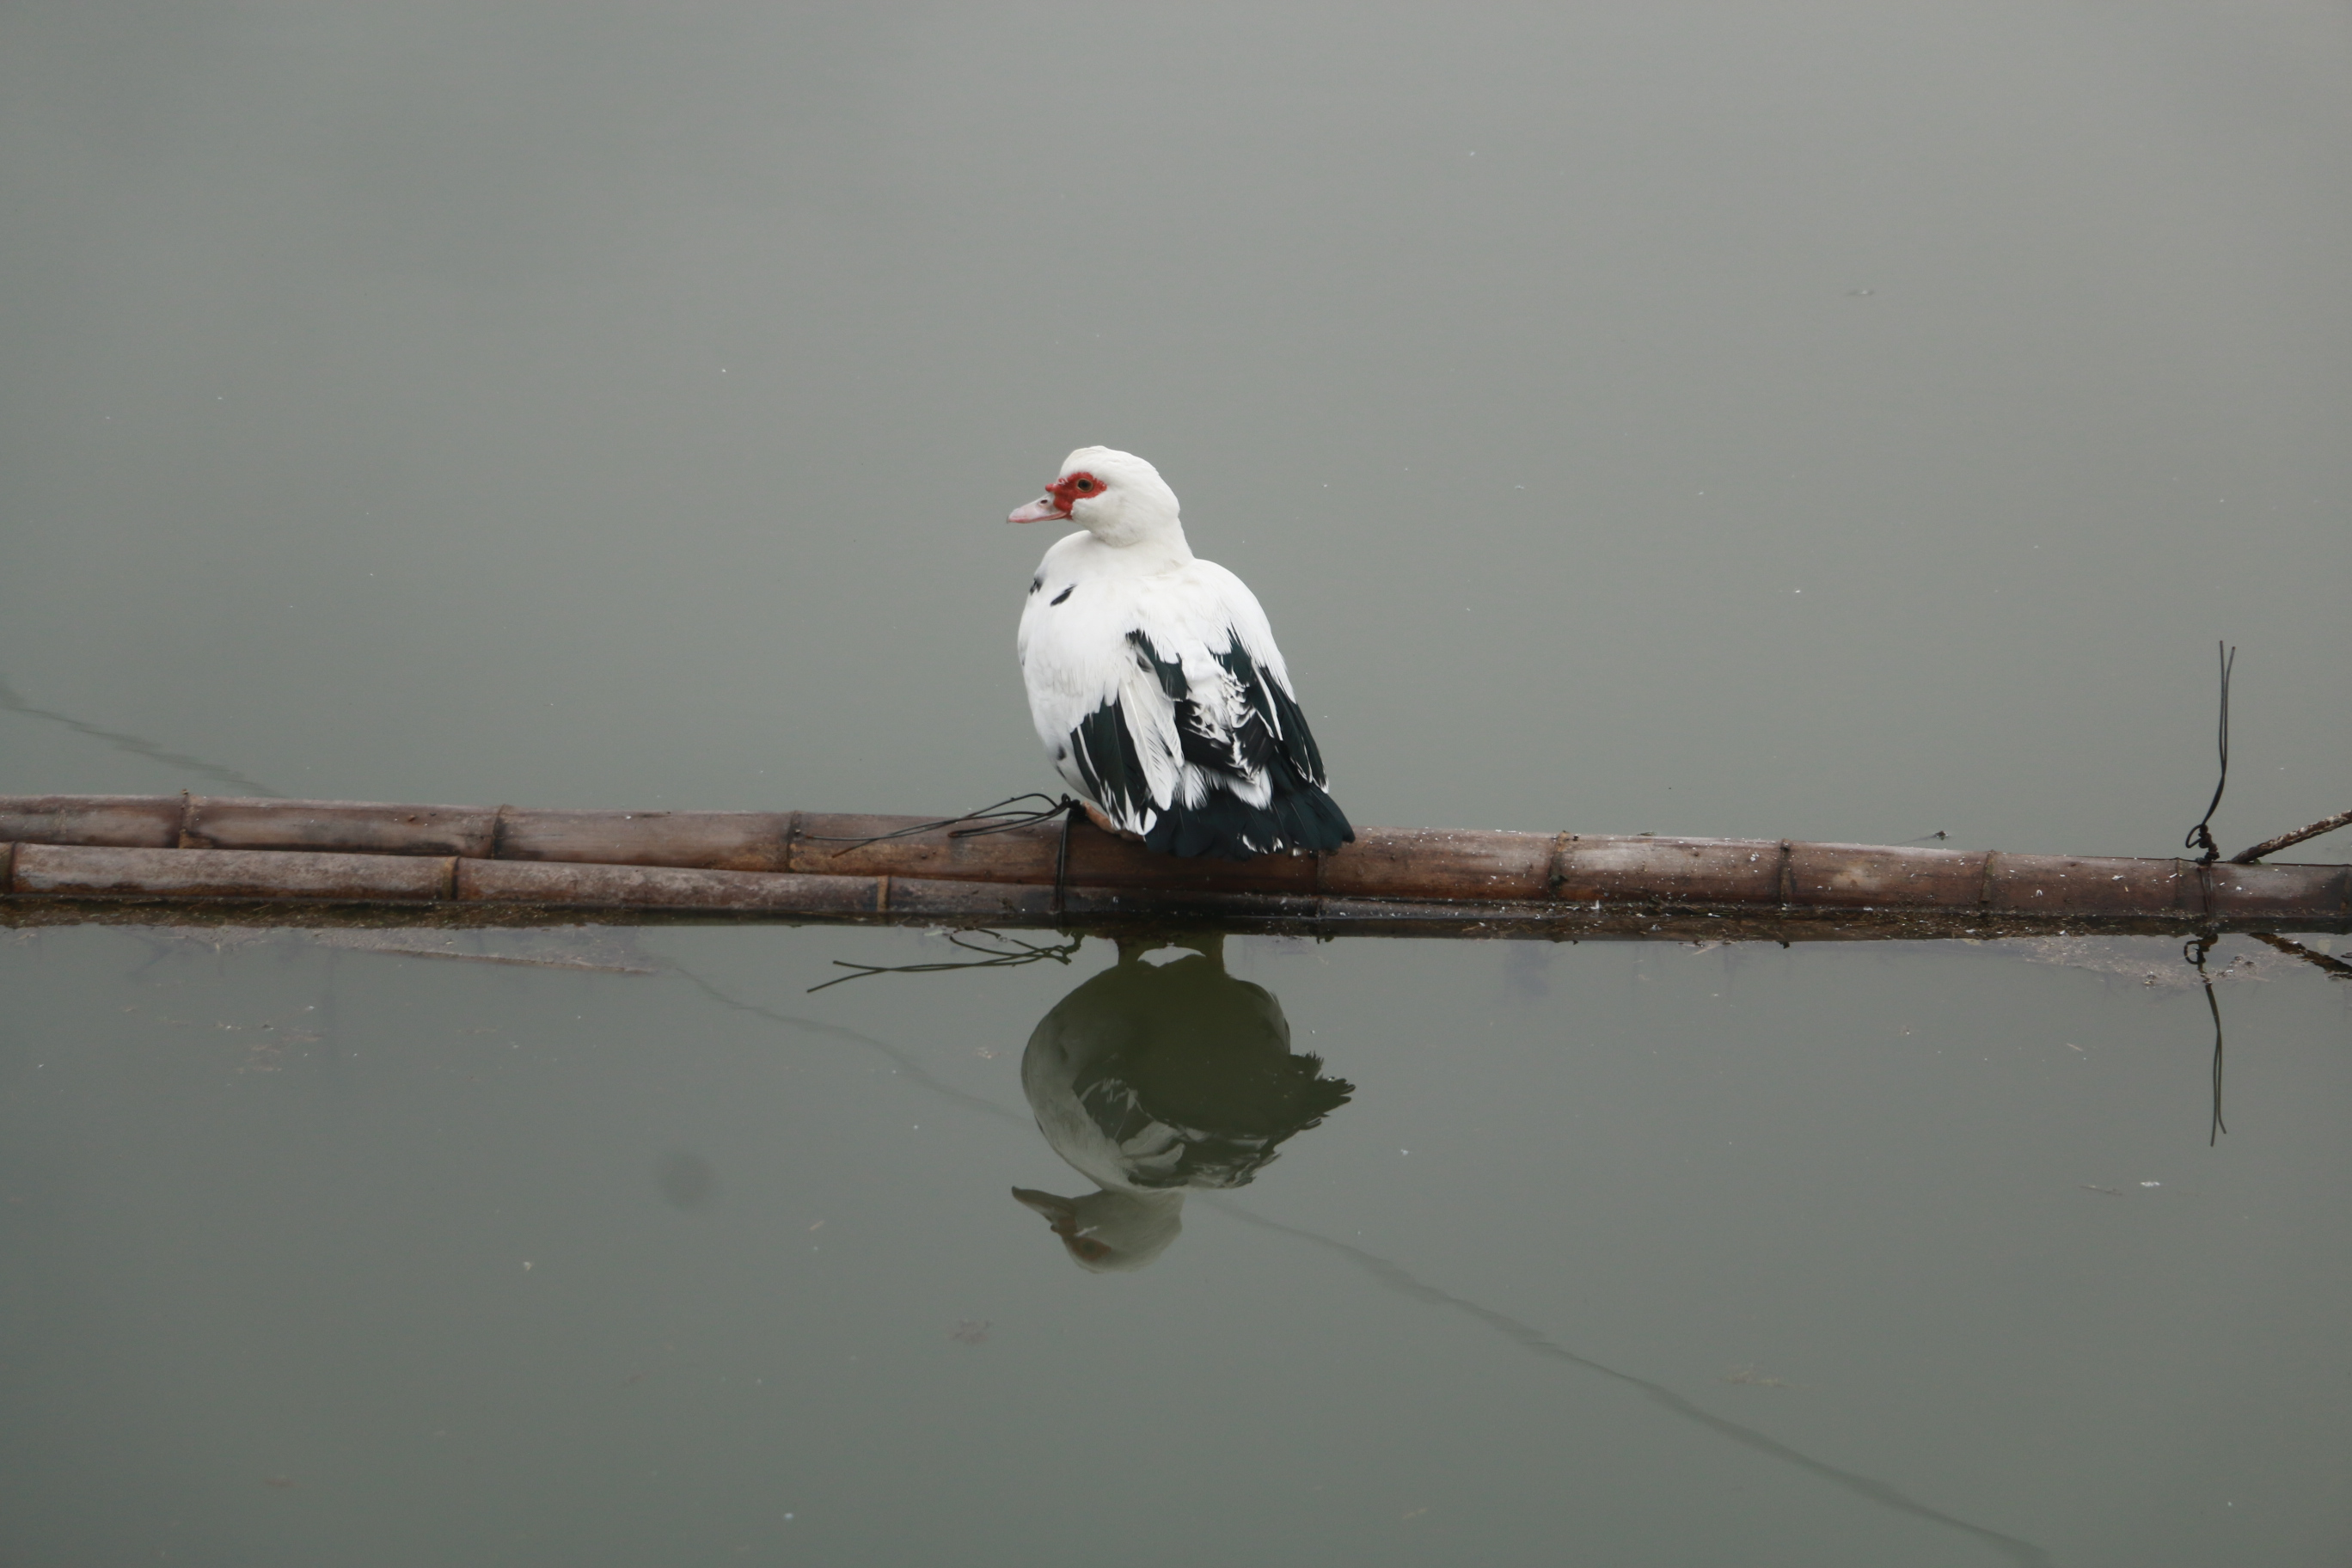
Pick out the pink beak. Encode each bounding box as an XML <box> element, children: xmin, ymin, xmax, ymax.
<box><xmin>1008</xmin><ymin>494</ymin><xmax>1069</xmax><ymax>524</ymax></box>
<box><xmin>1012</xmin><ymin>1187</ymin><xmax>1080</xmax><ymax>1233</ymax></box>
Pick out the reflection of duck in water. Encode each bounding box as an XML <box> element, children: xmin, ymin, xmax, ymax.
<box><xmin>1014</xmin><ymin>934</ymin><xmax>1353</xmax><ymax>1271</ymax></box>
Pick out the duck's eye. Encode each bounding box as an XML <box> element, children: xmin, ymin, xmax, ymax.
<box><xmin>1073</xmin><ymin>478</ymin><xmax>1095</xmax><ymax>492</ymax></box>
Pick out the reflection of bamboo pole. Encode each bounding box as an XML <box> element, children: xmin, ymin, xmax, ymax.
<box><xmin>2245</xmin><ymin>930</ymin><xmax>2352</xmax><ymax>979</ymax></box>
<box><xmin>3</xmin><ymin>793</ymin><xmax>2346</xmax><ymax>935</ymax></box>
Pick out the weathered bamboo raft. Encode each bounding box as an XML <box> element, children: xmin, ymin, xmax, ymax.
<box><xmin>3</xmin><ymin>793</ymin><xmax>2345</xmax><ymax>940</ymax></box>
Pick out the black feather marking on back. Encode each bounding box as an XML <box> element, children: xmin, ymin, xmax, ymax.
<box><xmin>1254</xmin><ymin>656</ymin><xmax>1329</xmax><ymax>786</ymax></box>
<box><xmin>1127</xmin><ymin>629</ymin><xmax>1272</xmax><ymax>776</ymax></box>
<box><xmin>1124</xmin><ymin>629</ymin><xmax>1186</xmax><ymax>700</ymax></box>
<box><xmin>1199</xmin><ymin>644</ymin><xmax>1282</xmax><ymax>776</ymax></box>
<box><xmin>1029</xmin><ymin>575</ymin><xmax>1044</xmax><ymax>595</ymax></box>
<box><xmin>1068</xmin><ymin>695</ymin><xmax>1152</xmax><ymax>830</ymax></box>
<box><xmin>1050</xmin><ymin>585</ymin><xmax>1073</xmax><ymax>606</ymax></box>
<box><xmin>1109</xmin><ymin>628</ymin><xmax>1351</xmax><ymax>860</ymax></box>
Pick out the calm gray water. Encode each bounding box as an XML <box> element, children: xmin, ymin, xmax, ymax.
<box><xmin>3</xmin><ymin>3</ymin><xmax>2349</xmax><ymax>1564</ymax></box>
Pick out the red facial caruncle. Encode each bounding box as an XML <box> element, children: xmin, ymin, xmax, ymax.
<box><xmin>1047</xmin><ymin>470</ymin><xmax>1103</xmax><ymax>511</ymax></box>
<box><xmin>1008</xmin><ymin>469</ymin><xmax>1104</xmax><ymax>524</ymax></box>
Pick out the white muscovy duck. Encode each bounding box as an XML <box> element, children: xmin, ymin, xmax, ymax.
<box><xmin>1008</xmin><ymin>447</ymin><xmax>1353</xmax><ymax>860</ymax></box>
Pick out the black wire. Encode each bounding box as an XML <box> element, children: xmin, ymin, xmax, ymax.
<box><xmin>1052</xmin><ymin>805</ymin><xmax>1074</xmax><ymax>917</ymax></box>
<box><xmin>2184</xmin><ymin>935</ymin><xmax>2226</xmax><ymax>1146</ymax></box>
<box><xmin>799</xmin><ymin>790</ymin><xmax>1089</xmax><ymax>941</ymax></box>
<box><xmin>2182</xmin><ymin>642</ymin><xmax>2235</xmax><ymax>865</ymax></box>
<box><xmin>801</xmin><ymin>793</ymin><xmax>1080</xmax><ymax>856</ymax></box>
<box><xmin>805</xmin><ymin>928</ymin><xmax>1083</xmax><ymax>993</ymax></box>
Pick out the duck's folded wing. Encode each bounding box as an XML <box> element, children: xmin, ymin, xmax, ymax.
<box><xmin>1065</xmin><ymin>677</ymin><xmax>1183</xmax><ymax>836</ymax></box>
<box><xmin>1153</xmin><ymin>565</ymin><xmax>1333</xmax><ymax>794</ymax></box>
<box><xmin>1023</xmin><ymin>603</ymin><xmax>1188</xmax><ymax>836</ymax></box>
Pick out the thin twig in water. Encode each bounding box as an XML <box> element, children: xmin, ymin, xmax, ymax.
<box><xmin>807</xmin><ymin>928</ymin><xmax>1084</xmax><ymax>993</ymax></box>
<box><xmin>0</xmin><ymin>671</ymin><xmax>281</xmax><ymax>797</ymax></box>
<box><xmin>2182</xmin><ymin>643</ymin><xmax>2235</xmax><ymax>865</ymax></box>
<box><xmin>2229</xmin><ymin>808</ymin><xmax>2352</xmax><ymax>866</ymax></box>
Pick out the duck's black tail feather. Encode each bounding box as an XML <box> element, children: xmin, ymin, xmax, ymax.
<box><xmin>1144</xmin><ymin>771</ymin><xmax>1354</xmax><ymax>861</ymax></box>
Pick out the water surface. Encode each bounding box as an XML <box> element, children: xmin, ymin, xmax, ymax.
<box><xmin>3</xmin><ymin>3</ymin><xmax>2350</xmax><ymax>1563</ymax></box>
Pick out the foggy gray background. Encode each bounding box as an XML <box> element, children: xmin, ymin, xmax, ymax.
<box><xmin>4</xmin><ymin>3</ymin><xmax>2350</xmax><ymax>1565</ymax></box>
<box><xmin>3</xmin><ymin>0</ymin><xmax>2347</xmax><ymax>854</ymax></box>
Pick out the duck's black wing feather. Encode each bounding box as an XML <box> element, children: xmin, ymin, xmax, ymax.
<box><xmin>1111</xmin><ymin>629</ymin><xmax>1351</xmax><ymax>860</ymax></box>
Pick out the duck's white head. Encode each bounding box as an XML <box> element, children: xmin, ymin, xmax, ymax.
<box><xmin>1008</xmin><ymin>446</ymin><xmax>1185</xmax><ymax>550</ymax></box>
<box><xmin>1012</xmin><ymin>1185</ymin><xmax>1185</xmax><ymax>1272</ymax></box>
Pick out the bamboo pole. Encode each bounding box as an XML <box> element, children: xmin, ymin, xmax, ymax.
<box><xmin>3</xmin><ymin>793</ymin><xmax>2346</xmax><ymax>936</ymax></box>
<box><xmin>2232</xmin><ymin>809</ymin><xmax>2352</xmax><ymax>866</ymax></box>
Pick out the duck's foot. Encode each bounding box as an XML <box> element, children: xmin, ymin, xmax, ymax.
<box><xmin>1080</xmin><ymin>801</ymin><xmax>1142</xmax><ymax>841</ymax></box>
